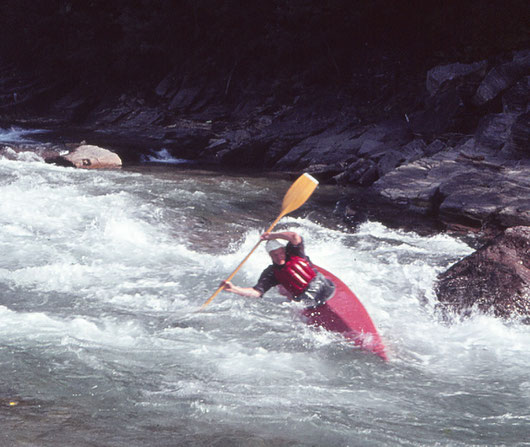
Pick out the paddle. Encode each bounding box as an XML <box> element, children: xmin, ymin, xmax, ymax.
<box><xmin>200</xmin><ymin>173</ymin><xmax>319</xmax><ymax>310</ymax></box>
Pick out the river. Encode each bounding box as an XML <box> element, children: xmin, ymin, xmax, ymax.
<box><xmin>1</xmin><ymin>128</ymin><xmax>529</xmax><ymax>446</ymax></box>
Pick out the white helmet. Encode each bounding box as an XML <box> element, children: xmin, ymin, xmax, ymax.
<box><xmin>265</xmin><ymin>239</ymin><xmax>286</xmax><ymax>253</ymax></box>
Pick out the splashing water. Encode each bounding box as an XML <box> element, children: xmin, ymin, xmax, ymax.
<box><xmin>1</xmin><ymin>155</ymin><xmax>529</xmax><ymax>446</ymax></box>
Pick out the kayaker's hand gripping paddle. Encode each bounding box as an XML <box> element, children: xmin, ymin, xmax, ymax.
<box><xmin>200</xmin><ymin>173</ymin><xmax>319</xmax><ymax>310</ymax></box>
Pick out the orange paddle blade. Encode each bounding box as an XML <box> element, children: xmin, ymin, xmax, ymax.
<box><xmin>265</xmin><ymin>173</ymin><xmax>319</xmax><ymax>232</ymax></box>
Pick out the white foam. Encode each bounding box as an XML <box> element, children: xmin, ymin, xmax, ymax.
<box><xmin>0</xmin><ymin>305</ymin><xmax>143</xmax><ymax>348</ymax></box>
<box><xmin>141</xmin><ymin>148</ymin><xmax>192</xmax><ymax>164</ymax></box>
<box><xmin>0</xmin><ymin>126</ymin><xmax>48</xmax><ymax>143</ymax></box>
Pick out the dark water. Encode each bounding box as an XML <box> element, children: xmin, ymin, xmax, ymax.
<box><xmin>1</xmin><ymin>129</ymin><xmax>529</xmax><ymax>446</ymax></box>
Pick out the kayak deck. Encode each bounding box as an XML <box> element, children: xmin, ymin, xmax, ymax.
<box><xmin>302</xmin><ymin>266</ymin><xmax>388</xmax><ymax>360</ymax></box>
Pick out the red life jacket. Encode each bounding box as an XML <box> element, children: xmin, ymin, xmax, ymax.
<box><xmin>274</xmin><ymin>256</ymin><xmax>317</xmax><ymax>297</ymax></box>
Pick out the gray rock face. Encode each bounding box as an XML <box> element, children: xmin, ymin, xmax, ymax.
<box><xmin>509</xmin><ymin>111</ymin><xmax>530</xmax><ymax>156</ymax></box>
<box><xmin>369</xmin><ymin>50</ymin><xmax>530</xmax><ymax>233</ymax></box>
<box><xmin>372</xmin><ymin>147</ymin><xmax>530</xmax><ymax>229</ymax></box>
<box><xmin>436</xmin><ymin>226</ymin><xmax>530</xmax><ymax>321</ymax></box>
<box><xmin>475</xmin><ymin>113</ymin><xmax>517</xmax><ymax>151</ymax></box>
<box><xmin>473</xmin><ymin>50</ymin><xmax>530</xmax><ymax>106</ymax></box>
<box><xmin>426</xmin><ymin>61</ymin><xmax>488</xmax><ymax>96</ymax></box>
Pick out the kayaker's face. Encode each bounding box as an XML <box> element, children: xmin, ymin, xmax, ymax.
<box><xmin>269</xmin><ymin>247</ymin><xmax>286</xmax><ymax>265</ymax></box>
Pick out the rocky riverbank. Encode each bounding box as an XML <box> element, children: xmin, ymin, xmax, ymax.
<box><xmin>2</xmin><ymin>50</ymin><xmax>528</xmax><ymax>233</ymax></box>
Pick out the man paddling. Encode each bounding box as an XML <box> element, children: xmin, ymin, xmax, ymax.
<box><xmin>221</xmin><ymin>230</ymin><xmax>335</xmax><ymax>306</ymax></box>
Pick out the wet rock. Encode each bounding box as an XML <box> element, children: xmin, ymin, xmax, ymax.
<box><xmin>334</xmin><ymin>158</ymin><xmax>379</xmax><ymax>186</ymax></box>
<box><xmin>436</xmin><ymin>226</ymin><xmax>530</xmax><ymax>320</ymax></box>
<box><xmin>47</xmin><ymin>144</ymin><xmax>122</xmax><ymax>169</ymax></box>
<box><xmin>304</xmin><ymin>162</ymin><xmax>346</xmax><ymax>181</ymax></box>
<box><xmin>161</xmin><ymin>124</ymin><xmax>213</xmax><ymax>159</ymax></box>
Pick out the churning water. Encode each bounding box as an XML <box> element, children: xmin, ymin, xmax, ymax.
<box><xmin>1</xmin><ymin>138</ymin><xmax>529</xmax><ymax>446</ymax></box>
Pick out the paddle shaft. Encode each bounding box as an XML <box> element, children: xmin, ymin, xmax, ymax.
<box><xmin>199</xmin><ymin>213</ymin><xmax>285</xmax><ymax>310</ymax></box>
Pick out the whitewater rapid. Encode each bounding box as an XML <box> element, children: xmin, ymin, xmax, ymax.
<box><xmin>1</xmin><ymin>138</ymin><xmax>529</xmax><ymax>446</ymax></box>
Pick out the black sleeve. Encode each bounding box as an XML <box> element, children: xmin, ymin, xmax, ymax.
<box><xmin>253</xmin><ymin>265</ymin><xmax>279</xmax><ymax>295</ymax></box>
<box><xmin>286</xmin><ymin>237</ymin><xmax>307</xmax><ymax>260</ymax></box>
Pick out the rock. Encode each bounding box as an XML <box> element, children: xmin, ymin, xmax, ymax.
<box><xmin>275</xmin><ymin>125</ymin><xmax>363</xmax><ymax>169</ymax></box>
<box><xmin>426</xmin><ymin>61</ymin><xmax>487</xmax><ymax>96</ymax></box>
<box><xmin>369</xmin><ymin>156</ymin><xmax>446</xmax><ymax>214</ymax></box>
<box><xmin>437</xmin><ymin>160</ymin><xmax>530</xmax><ymax>229</ymax></box>
<box><xmin>473</xmin><ymin>50</ymin><xmax>530</xmax><ymax>106</ymax></box>
<box><xmin>410</xmin><ymin>83</ymin><xmax>466</xmax><ymax>136</ymax></box>
<box><xmin>275</xmin><ymin>118</ymin><xmax>412</xmax><ymax>172</ymax></box>
<box><xmin>475</xmin><ymin>113</ymin><xmax>517</xmax><ymax>151</ymax></box>
<box><xmin>424</xmin><ymin>139</ymin><xmax>446</xmax><ymax>157</ymax></box>
<box><xmin>412</xmin><ymin>60</ymin><xmax>488</xmax><ymax>136</ymax></box>
<box><xmin>502</xmin><ymin>76</ymin><xmax>530</xmax><ymax>113</ymax></box>
<box><xmin>497</xmin><ymin>199</ymin><xmax>530</xmax><ymax>228</ymax></box>
<box><xmin>168</xmin><ymin>86</ymin><xmax>202</xmax><ymax>111</ymax></box>
<box><xmin>48</xmin><ymin>144</ymin><xmax>122</xmax><ymax>169</ymax></box>
<box><xmin>155</xmin><ymin>73</ymin><xmax>177</xmax><ymax>97</ymax></box>
<box><xmin>436</xmin><ymin>226</ymin><xmax>530</xmax><ymax>321</ymax></box>
<box><xmin>437</xmin><ymin>171</ymin><xmax>506</xmax><ymax>227</ymax></box>
<box><xmin>372</xmin><ymin>145</ymin><xmax>530</xmax><ymax>228</ymax></box>
<box><xmin>399</xmin><ymin>138</ymin><xmax>427</xmax><ymax>160</ymax></box>
<box><xmin>509</xmin><ymin>111</ymin><xmax>530</xmax><ymax>157</ymax></box>
<box><xmin>334</xmin><ymin>158</ymin><xmax>379</xmax><ymax>186</ymax></box>
<box><xmin>161</xmin><ymin>125</ymin><xmax>213</xmax><ymax>159</ymax></box>
<box><xmin>355</xmin><ymin>119</ymin><xmax>412</xmax><ymax>156</ymax></box>
<box><xmin>305</xmin><ymin>162</ymin><xmax>346</xmax><ymax>181</ymax></box>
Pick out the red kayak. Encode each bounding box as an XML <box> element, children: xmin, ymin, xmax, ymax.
<box><xmin>302</xmin><ymin>266</ymin><xmax>388</xmax><ymax>361</ymax></box>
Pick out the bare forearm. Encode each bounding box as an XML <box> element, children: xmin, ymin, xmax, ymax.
<box><xmin>266</xmin><ymin>231</ymin><xmax>301</xmax><ymax>245</ymax></box>
<box><xmin>230</xmin><ymin>286</ymin><xmax>262</xmax><ymax>298</ymax></box>
<box><xmin>221</xmin><ymin>281</ymin><xmax>262</xmax><ymax>298</ymax></box>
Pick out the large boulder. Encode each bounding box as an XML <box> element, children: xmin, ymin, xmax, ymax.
<box><xmin>48</xmin><ymin>144</ymin><xmax>122</xmax><ymax>169</ymax></box>
<box><xmin>436</xmin><ymin>226</ymin><xmax>530</xmax><ymax>321</ymax></box>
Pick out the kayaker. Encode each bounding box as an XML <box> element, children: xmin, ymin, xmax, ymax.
<box><xmin>221</xmin><ymin>230</ymin><xmax>335</xmax><ymax>306</ymax></box>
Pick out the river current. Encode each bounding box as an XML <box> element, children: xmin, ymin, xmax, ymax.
<box><xmin>1</xmin><ymin>128</ymin><xmax>529</xmax><ymax>446</ymax></box>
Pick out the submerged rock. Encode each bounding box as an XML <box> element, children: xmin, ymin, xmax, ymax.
<box><xmin>436</xmin><ymin>226</ymin><xmax>530</xmax><ymax>321</ymax></box>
